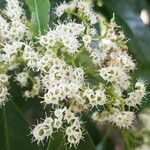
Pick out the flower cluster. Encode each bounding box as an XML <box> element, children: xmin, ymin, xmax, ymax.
<box><xmin>0</xmin><ymin>0</ymin><xmax>147</xmax><ymax>149</ymax></box>
<box><xmin>15</xmin><ymin>72</ymin><xmax>29</xmax><ymax>87</ymax></box>
<box><xmin>31</xmin><ymin>107</ymin><xmax>83</xmax><ymax>147</ymax></box>
<box><xmin>39</xmin><ymin>22</ymin><xmax>85</xmax><ymax>54</ymax></box>
<box><xmin>0</xmin><ymin>74</ymin><xmax>9</xmax><ymax>107</ymax></box>
<box><xmin>55</xmin><ymin>0</ymin><xmax>98</xmax><ymax>24</ymax></box>
<box><xmin>0</xmin><ymin>0</ymin><xmax>27</xmax><ymax>41</ymax></box>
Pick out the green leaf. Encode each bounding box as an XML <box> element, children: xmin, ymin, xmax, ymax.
<box><xmin>0</xmin><ymin>0</ymin><xmax>6</xmax><ymax>9</ymax></box>
<box><xmin>0</xmin><ymin>72</ymin><xmax>47</xmax><ymax>150</ymax></box>
<box><xmin>47</xmin><ymin>131</ymin><xmax>67</xmax><ymax>150</ymax></box>
<box><xmin>25</xmin><ymin>0</ymin><xmax>50</xmax><ymax>36</ymax></box>
<box><xmin>0</xmin><ymin>101</ymin><xmax>38</xmax><ymax>150</ymax></box>
<box><xmin>73</xmin><ymin>132</ymin><xmax>96</xmax><ymax>150</ymax></box>
<box><xmin>47</xmin><ymin>130</ymin><xmax>96</xmax><ymax>150</ymax></box>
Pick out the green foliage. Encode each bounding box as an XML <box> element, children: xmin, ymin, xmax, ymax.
<box><xmin>0</xmin><ymin>102</ymin><xmax>37</xmax><ymax>150</ymax></box>
<box><xmin>0</xmin><ymin>0</ymin><xmax>5</xmax><ymax>8</ymax></box>
<box><xmin>25</xmin><ymin>0</ymin><xmax>50</xmax><ymax>36</ymax></box>
<box><xmin>47</xmin><ymin>131</ymin><xmax>96</xmax><ymax>150</ymax></box>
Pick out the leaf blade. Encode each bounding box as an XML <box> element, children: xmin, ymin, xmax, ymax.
<box><xmin>47</xmin><ymin>131</ymin><xmax>67</xmax><ymax>150</ymax></box>
<box><xmin>0</xmin><ymin>101</ymin><xmax>38</xmax><ymax>150</ymax></box>
<box><xmin>26</xmin><ymin>0</ymin><xmax>50</xmax><ymax>36</ymax></box>
<box><xmin>3</xmin><ymin>107</ymin><xmax>10</xmax><ymax>150</ymax></box>
<box><xmin>47</xmin><ymin>130</ymin><xmax>96</xmax><ymax>150</ymax></box>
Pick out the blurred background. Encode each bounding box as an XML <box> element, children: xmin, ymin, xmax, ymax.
<box><xmin>0</xmin><ymin>0</ymin><xmax>150</xmax><ymax>150</ymax></box>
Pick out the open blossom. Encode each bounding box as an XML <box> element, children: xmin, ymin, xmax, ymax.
<box><xmin>109</xmin><ymin>111</ymin><xmax>136</xmax><ymax>129</ymax></box>
<box><xmin>39</xmin><ymin>22</ymin><xmax>85</xmax><ymax>54</ymax></box>
<box><xmin>0</xmin><ymin>0</ymin><xmax>147</xmax><ymax>149</ymax></box>
<box><xmin>15</xmin><ymin>72</ymin><xmax>29</xmax><ymax>87</ymax></box>
<box><xmin>0</xmin><ymin>0</ymin><xmax>27</xmax><ymax>41</ymax></box>
<box><xmin>55</xmin><ymin>0</ymin><xmax>98</xmax><ymax>24</ymax></box>
<box><xmin>0</xmin><ymin>74</ymin><xmax>9</xmax><ymax>107</ymax></box>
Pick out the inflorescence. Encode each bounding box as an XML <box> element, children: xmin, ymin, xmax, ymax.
<box><xmin>0</xmin><ymin>0</ymin><xmax>147</xmax><ymax>148</ymax></box>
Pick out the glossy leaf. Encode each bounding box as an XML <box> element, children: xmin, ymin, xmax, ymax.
<box><xmin>0</xmin><ymin>101</ymin><xmax>38</xmax><ymax>150</ymax></box>
<box><xmin>47</xmin><ymin>131</ymin><xmax>67</xmax><ymax>150</ymax></box>
<box><xmin>25</xmin><ymin>0</ymin><xmax>50</xmax><ymax>36</ymax></box>
<box><xmin>0</xmin><ymin>0</ymin><xmax>5</xmax><ymax>8</ymax></box>
<box><xmin>47</xmin><ymin>130</ymin><xmax>96</xmax><ymax>150</ymax></box>
<box><xmin>73</xmin><ymin>132</ymin><xmax>96</xmax><ymax>150</ymax></box>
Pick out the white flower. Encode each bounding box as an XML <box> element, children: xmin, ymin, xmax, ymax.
<box><xmin>55</xmin><ymin>2</ymin><xmax>68</xmax><ymax>17</ymax></box>
<box><xmin>0</xmin><ymin>74</ymin><xmax>9</xmax><ymax>84</ymax></box>
<box><xmin>89</xmin><ymin>28</ymin><xmax>97</xmax><ymax>36</ymax></box>
<box><xmin>43</xmin><ymin>117</ymin><xmax>54</xmax><ymax>137</ymax></box>
<box><xmin>94</xmin><ymin>89</ymin><xmax>107</xmax><ymax>106</ymax></box>
<box><xmin>1</xmin><ymin>0</ymin><xmax>27</xmax><ymax>41</ymax></box>
<box><xmin>56</xmin><ymin>22</ymin><xmax>85</xmax><ymax>36</ymax></box>
<box><xmin>125</xmin><ymin>80</ymin><xmax>146</xmax><ymax>107</ymax></box>
<box><xmin>39</xmin><ymin>30</ymin><xmax>58</xmax><ymax>48</ymax></box>
<box><xmin>23</xmin><ymin>45</ymin><xmax>39</xmax><ymax>70</ymax></box>
<box><xmin>54</xmin><ymin>107</ymin><xmax>66</xmax><ymax>119</ymax></box>
<box><xmin>39</xmin><ymin>22</ymin><xmax>85</xmax><ymax>54</ymax></box>
<box><xmin>82</xmin><ymin>35</ymin><xmax>91</xmax><ymax>47</ymax></box>
<box><xmin>110</xmin><ymin>51</ymin><xmax>135</xmax><ymax>71</ymax></box>
<box><xmin>31</xmin><ymin>123</ymin><xmax>47</xmax><ymax>144</ymax></box>
<box><xmin>55</xmin><ymin>0</ymin><xmax>98</xmax><ymax>25</ymax></box>
<box><xmin>90</xmin><ymin>48</ymin><xmax>107</xmax><ymax>66</ymax></box>
<box><xmin>83</xmin><ymin>87</ymin><xmax>107</xmax><ymax>108</ymax></box>
<box><xmin>37</xmin><ymin>53</ymin><xmax>55</xmax><ymax>72</ymax></box>
<box><xmin>31</xmin><ymin>122</ymin><xmax>53</xmax><ymax>144</ymax></box>
<box><xmin>92</xmin><ymin>111</ymin><xmax>110</xmax><ymax>124</ymax></box>
<box><xmin>99</xmin><ymin>66</ymin><xmax>120</xmax><ymax>82</ymax></box>
<box><xmin>64</xmin><ymin>110</ymin><xmax>76</xmax><ymax>123</ymax></box>
<box><xmin>99</xmin><ymin>38</ymin><xmax>117</xmax><ymax>52</ymax></box>
<box><xmin>110</xmin><ymin>111</ymin><xmax>135</xmax><ymax>129</ymax></box>
<box><xmin>65</xmin><ymin>123</ymin><xmax>83</xmax><ymax>148</ymax></box>
<box><xmin>135</xmin><ymin>80</ymin><xmax>146</xmax><ymax>97</ymax></box>
<box><xmin>126</xmin><ymin>91</ymin><xmax>145</xmax><ymax>107</ymax></box>
<box><xmin>61</xmin><ymin>33</ymin><xmax>79</xmax><ymax>54</ymax></box>
<box><xmin>5</xmin><ymin>0</ymin><xmax>25</xmax><ymax>21</ymax></box>
<box><xmin>0</xmin><ymin>85</ymin><xmax>9</xmax><ymax>107</ymax></box>
<box><xmin>10</xmin><ymin>21</ymin><xmax>26</xmax><ymax>40</ymax></box>
<box><xmin>89</xmin><ymin>13</ymin><xmax>97</xmax><ymax>24</ymax></box>
<box><xmin>24</xmin><ymin>90</ymin><xmax>31</xmax><ymax>98</ymax></box>
<box><xmin>53</xmin><ymin>118</ymin><xmax>63</xmax><ymax>129</ymax></box>
<box><xmin>15</xmin><ymin>72</ymin><xmax>29</xmax><ymax>87</ymax></box>
<box><xmin>42</xmin><ymin>90</ymin><xmax>60</xmax><ymax>106</ymax></box>
<box><xmin>0</xmin><ymin>15</ymin><xmax>9</xmax><ymax>39</ymax></box>
<box><xmin>2</xmin><ymin>41</ymin><xmax>22</xmax><ymax>63</ymax></box>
